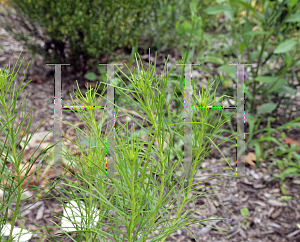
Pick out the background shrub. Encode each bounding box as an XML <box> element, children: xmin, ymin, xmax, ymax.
<box><xmin>0</xmin><ymin>0</ymin><xmax>170</xmax><ymax>75</ymax></box>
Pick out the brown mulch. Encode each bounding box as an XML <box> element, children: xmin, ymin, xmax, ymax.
<box><xmin>1</xmin><ymin>7</ymin><xmax>300</xmax><ymax>242</ymax></box>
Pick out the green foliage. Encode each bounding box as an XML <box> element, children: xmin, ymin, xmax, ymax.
<box><xmin>85</xmin><ymin>65</ymin><xmax>107</xmax><ymax>83</ymax></box>
<box><xmin>0</xmin><ymin>52</ymin><xmax>59</xmax><ymax>242</ymax></box>
<box><xmin>246</xmin><ymin>116</ymin><xmax>300</xmax><ymax>179</ymax></box>
<box><xmin>239</xmin><ymin>207</ymin><xmax>250</xmax><ymax>226</ymax></box>
<box><xmin>198</xmin><ymin>0</ymin><xmax>300</xmax><ymax>184</ymax></box>
<box><xmin>0</xmin><ymin>0</ymin><xmax>163</xmax><ymax>74</ymax></box>
<box><xmin>202</xmin><ymin>0</ymin><xmax>300</xmax><ymax>115</ymax></box>
<box><xmin>47</xmin><ymin>51</ymin><xmax>236</xmax><ymax>242</ymax></box>
<box><xmin>240</xmin><ymin>207</ymin><xmax>249</xmax><ymax>217</ymax></box>
<box><xmin>279</xmin><ymin>195</ymin><xmax>292</xmax><ymax>201</ymax></box>
<box><xmin>220</xmin><ymin>109</ymin><xmax>300</xmax><ymax>189</ymax></box>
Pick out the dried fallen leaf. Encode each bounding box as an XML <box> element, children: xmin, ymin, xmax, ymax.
<box><xmin>12</xmin><ymin>163</ymin><xmax>38</xmax><ymax>189</ymax></box>
<box><xmin>244</xmin><ymin>152</ymin><xmax>264</xmax><ymax>166</ymax></box>
<box><xmin>284</xmin><ymin>137</ymin><xmax>300</xmax><ymax>153</ymax></box>
<box><xmin>29</xmin><ymin>75</ymin><xmax>44</xmax><ymax>84</ymax></box>
<box><xmin>284</xmin><ymin>137</ymin><xmax>300</xmax><ymax>146</ymax></box>
<box><xmin>154</xmin><ymin>135</ymin><xmax>170</xmax><ymax>150</ymax></box>
<box><xmin>84</xmin><ymin>81</ymin><xmax>98</xmax><ymax>89</ymax></box>
<box><xmin>18</xmin><ymin>129</ymin><xmax>26</xmax><ymax>138</ymax></box>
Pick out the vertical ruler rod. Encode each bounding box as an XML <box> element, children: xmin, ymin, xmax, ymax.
<box><xmin>184</xmin><ymin>64</ymin><xmax>193</xmax><ymax>180</ymax></box>
<box><xmin>46</xmin><ymin>64</ymin><xmax>70</xmax><ymax>168</ymax></box>
<box><xmin>229</xmin><ymin>63</ymin><xmax>254</xmax><ymax>177</ymax></box>
<box><xmin>106</xmin><ymin>64</ymin><xmax>115</xmax><ymax>179</ymax></box>
<box><xmin>236</xmin><ymin>65</ymin><xmax>245</xmax><ymax>177</ymax></box>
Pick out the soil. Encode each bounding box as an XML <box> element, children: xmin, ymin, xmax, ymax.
<box><xmin>1</xmin><ymin>4</ymin><xmax>300</xmax><ymax>242</ymax></box>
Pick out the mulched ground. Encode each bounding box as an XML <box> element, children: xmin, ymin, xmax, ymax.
<box><xmin>1</xmin><ymin>5</ymin><xmax>300</xmax><ymax>242</ymax></box>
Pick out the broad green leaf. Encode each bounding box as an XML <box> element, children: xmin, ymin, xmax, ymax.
<box><xmin>240</xmin><ymin>207</ymin><xmax>249</xmax><ymax>217</ymax></box>
<box><xmin>84</xmin><ymin>72</ymin><xmax>98</xmax><ymax>81</ymax></box>
<box><xmin>274</xmin><ymin>173</ymin><xmax>284</xmax><ymax>180</ymax></box>
<box><xmin>202</xmin><ymin>56</ymin><xmax>225</xmax><ymax>65</ymax></box>
<box><xmin>245</xmin><ymin>113</ymin><xmax>257</xmax><ymax>123</ymax></box>
<box><xmin>286</xmin><ymin>13</ymin><xmax>300</xmax><ymax>22</ymax></box>
<box><xmin>245</xmin><ymin>88</ymin><xmax>254</xmax><ymax>101</ymax></box>
<box><xmin>256</xmin><ymin>12</ymin><xmax>265</xmax><ymax>21</ymax></box>
<box><xmin>100</xmin><ymin>75</ymin><xmax>106</xmax><ymax>82</ymax></box>
<box><xmin>176</xmin><ymin>20</ymin><xmax>193</xmax><ymax>35</ymax></box>
<box><xmin>244</xmin><ymin>30</ymin><xmax>268</xmax><ymax>37</ymax></box>
<box><xmin>277</xmin><ymin>122</ymin><xmax>300</xmax><ymax>130</ymax></box>
<box><xmin>279</xmin><ymin>196</ymin><xmax>292</xmax><ymax>201</ymax></box>
<box><xmin>254</xmin><ymin>142</ymin><xmax>261</xmax><ymax>165</ymax></box>
<box><xmin>292</xmin><ymin>59</ymin><xmax>300</xmax><ymax>67</ymax></box>
<box><xmin>204</xmin><ymin>5</ymin><xmax>232</xmax><ymax>15</ymax></box>
<box><xmin>228</xmin><ymin>0</ymin><xmax>235</xmax><ymax>7</ymax></box>
<box><xmin>250</xmin><ymin>50</ymin><xmax>260</xmax><ymax>61</ymax></box>
<box><xmin>257</xmin><ymin>103</ymin><xmax>277</xmax><ymax>115</ymax></box>
<box><xmin>274</xmin><ymin>38</ymin><xmax>298</xmax><ymax>54</ymax></box>
<box><xmin>239</xmin><ymin>42</ymin><xmax>247</xmax><ymax>55</ymax></box>
<box><xmin>97</xmin><ymin>65</ymin><xmax>107</xmax><ymax>73</ymax></box>
<box><xmin>285</xmin><ymin>52</ymin><xmax>292</xmax><ymax>66</ymax></box>
<box><xmin>217</xmin><ymin>65</ymin><xmax>236</xmax><ymax>78</ymax></box>
<box><xmin>258</xmin><ymin>137</ymin><xmax>282</xmax><ymax>148</ymax></box>
<box><xmin>281</xmin><ymin>184</ymin><xmax>287</xmax><ymax>195</ymax></box>
<box><xmin>243</xmin><ymin>17</ymin><xmax>252</xmax><ymax>36</ymax></box>
<box><xmin>268</xmin><ymin>79</ymin><xmax>288</xmax><ymax>93</ymax></box>
<box><xmin>224</xmin><ymin>10</ymin><xmax>233</xmax><ymax>20</ymax></box>
<box><xmin>277</xmin><ymin>85</ymin><xmax>296</xmax><ymax>96</ymax></box>
<box><xmin>277</xmin><ymin>160</ymin><xmax>284</xmax><ymax>170</ymax></box>
<box><xmin>254</xmin><ymin>76</ymin><xmax>275</xmax><ymax>83</ymax></box>
<box><xmin>283</xmin><ymin>167</ymin><xmax>299</xmax><ymax>175</ymax></box>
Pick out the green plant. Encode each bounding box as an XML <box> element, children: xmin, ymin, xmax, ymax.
<box><xmin>266</xmin><ymin>126</ymin><xmax>300</xmax><ymax>194</ymax></box>
<box><xmin>0</xmin><ymin>0</ymin><xmax>163</xmax><ymax>75</ymax></box>
<box><xmin>84</xmin><ymin>65</ymin><xmax>108</xmax><ymax>84</ymax></box>
<box><xmin>245</xmin><ymin>115</ymin><xmax>300</xmax><ymax>194</ymax></box>
<box><xmin>37</xmin><ymin>50</ymin><xmax>237</xmax><ymax>242</ymax></box>
<box><xmin>143</xmin><ymin>0</ymin><xmax>213</xmax><ymax>53</ymax></box>
<box><xmin>83</xmin><ymin>0</ymin><xmax>206</xmax><ymax>85</ymax></box>
<box><xmin>199</xmin><ymin>0</ymin><xmax>300</xmax><ymax>118</ymax></box>
<box><xmin>0</xmin><ymin>52</ymin><xmax>60</xmax><ymax>241</ymax></box>
<box><xmin>219</xmin><ymin>106</ymin><xmax>300</xmax><ymax>194</ymax></box>
<box><xmin>196</xmin><ymin>0</ymin><xmax>300</xmax><ymax>223</ymax></box>
<box><xmin>239</xmin><ymin>207</ymin><xmax>250</xmax><ymax>226</ymax></box>
<box><xmin>279</xmin><ymin>195</ymin><xmax>292</xmax><ymax>202</ymax></box>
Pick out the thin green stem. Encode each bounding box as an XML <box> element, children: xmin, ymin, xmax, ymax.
<box><xmin>256</xmin><ymin>62</ymin><xmax>291</xmax><ymax>105</ymax></box>
<box><xmin>86</xmin><ymin>163</ymin><xmax>93</xmax><ymax>241</ymax></box>
<box><xmin>251</xmin><ymin>34</ymin><xmax>267</xmax><ymax>113</ymax></box>
<box><xmin>142</xmin><ymin>97</ymin><xmax>165</xmax><ymax>241</ymax></box>
<box><xmin>144</xmin><ymin>21</ymin><xmax>196</xmax><ymax>240</ymax></box>
<box><xmin>2</xmin><ymin>95</ymin><xmax>21</xmax><ymax>242</ymax></box>
<box><xmin>128</xmin><ymin>158</ymin><xmax>136</xmax><ymax>242</ymax></box>
<box><xmin>160</xmin><ymin>93</ymin><xmax>202</xmax><ymax>242</ymax></box>
<box><xmin>180</xmin><ymin>20</ymin><xmax>195</xmax><ymax>82</ymax></box>
<box><xmin>160</xmin><ymin>155</ymin><xmax>200</xmax><ymax>242</ymax></box>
